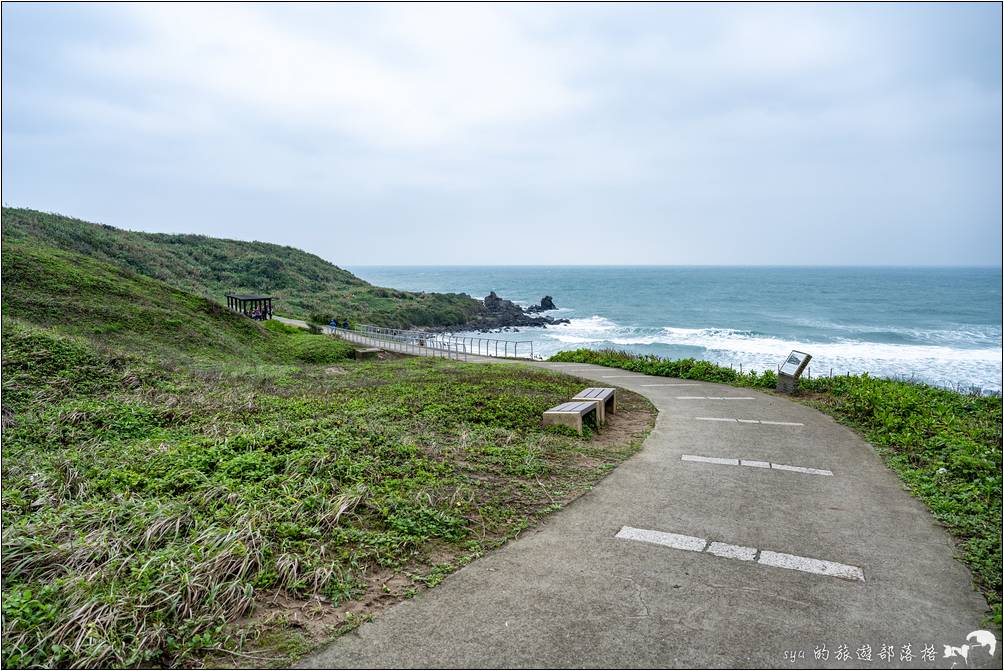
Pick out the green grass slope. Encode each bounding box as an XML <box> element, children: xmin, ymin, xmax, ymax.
<box><xmin>2</xmin><ymin>208</ymin><xmax>482</xmax><ymax>329</ymax></box>
<box><xmin>1</xmin><ymin>240</ymin><xmax>354</xmax><ymax>366</ymax></box>
<box><xmin>0</xmin><ymin>241</ymin><xmax>656</xmax><ymax>667</ymax></box>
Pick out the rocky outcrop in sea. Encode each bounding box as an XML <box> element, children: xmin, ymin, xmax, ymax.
<box><xmin>525</xmin><ymin>295</ymin><xmax>557</xmax><ymax>313</ymax></box>
<box><xmin>464</xmin><ymin>292</ymin><xmax>569</xmax><ymax>331</ymax></box>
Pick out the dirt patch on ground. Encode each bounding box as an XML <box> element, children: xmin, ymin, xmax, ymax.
<box><xmin>589</xmin><ymin>388</ymin><xmax>657</xmax><ymax>451</ymax></box>
<box><xmin>218</xmin><ymin>542</ymin><xmax>487</xmax><ymax>669</ymax></box>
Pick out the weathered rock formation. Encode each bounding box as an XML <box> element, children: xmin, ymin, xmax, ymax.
<box><xmin>525</xmin><ymin>296</ymin><xmax>557</xmax><ymax>313</ymax></box>
<box><xmin>462</xmin><ymin>292</ymin><xmax>569</xmax><ymax>330</ymax></box>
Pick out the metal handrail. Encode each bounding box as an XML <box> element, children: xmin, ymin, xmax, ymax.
<box><xmin>329</xmin><ymin>324</ymin><xmax>537</xmax><ymax>361</ymax></box>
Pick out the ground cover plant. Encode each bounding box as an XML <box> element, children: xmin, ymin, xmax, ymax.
<box><xmin>3</xmin><ymin>208</ymin><xmax>483</xmax><ymax>329</ymax></box>
<box><xmin>1</xmin><ymin>328</ymin><xmax>653</xmax><ymax>668</ymax></box>
<box><xmin>549</xmin><ymin>348</ymin><xmax>1003</xmax><ymax>626</ymax></box>
<box><xmin>0</xmin><ymin>241</ymin><xmax>656</xmax><ymax>668</ymax></box>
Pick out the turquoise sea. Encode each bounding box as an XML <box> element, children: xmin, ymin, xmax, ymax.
<box><xmin>346</xmin><ymin>266</ymin><xmax>1003</xmax><ymax>394</ymax></box>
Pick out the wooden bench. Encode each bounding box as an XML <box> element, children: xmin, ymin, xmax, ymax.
<box><xmin>542</xmin><ymin>400</ymin><xmax>600</xmax><ymax>435</ymax></box>
<box><xmin>571</xmin><ymin>388</ymin><xmax>616</xmax><ymax>425</ymax></box>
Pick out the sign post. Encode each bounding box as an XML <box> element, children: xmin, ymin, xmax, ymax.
<box><xmin>777</xmin><ymin>350</ymin><xmax>812</xmax><ymax>394</ymax></box>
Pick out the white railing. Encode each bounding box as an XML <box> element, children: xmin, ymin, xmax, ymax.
<box><xmin>329</xmin><ymin>324</ymin><xmax>536</xmax><ymax>361</ymax></box>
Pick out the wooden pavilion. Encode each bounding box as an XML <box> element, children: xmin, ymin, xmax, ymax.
<box><xmin>226</xmin><ymin>294</ymin><xmax>274</xmax><ymax>319</ymax></box>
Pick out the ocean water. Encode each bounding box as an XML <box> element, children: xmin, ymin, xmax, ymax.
<box><xmin>346</xmin><ymin>266</ymin><xmax>1003</xmax><ymax>393</ymax></box>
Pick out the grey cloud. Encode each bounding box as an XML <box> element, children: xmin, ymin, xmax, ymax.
<box><xmin>2</xmin><ymin>2</ymin><xmax>1000</xmax><ymax>265</ymax></box>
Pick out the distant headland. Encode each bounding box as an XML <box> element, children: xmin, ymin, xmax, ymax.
<box><xmin>0</xmin><ymin>207</ymin><xmax>564</xmax><ymax>333</ymax></box>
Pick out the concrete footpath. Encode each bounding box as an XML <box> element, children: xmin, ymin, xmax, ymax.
<box><xmin>300</xmin><ymin>361</ymin><xmax>994</xmax><ymax>669</ymax></box>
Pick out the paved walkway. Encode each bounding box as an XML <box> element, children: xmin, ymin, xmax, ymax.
<box><xmin>301</xmin><ymin>361</ymin><xmax>993</xmax><ymax>669</ymax></box>
<box><xmin>272</xmin><ymin>315</ymin><xmax>312</xmax><ymax>329</ymax></box>
<box><xmin>278</xmin><ymin>318</ymin><xmax>523</xmax><ymax>362</ymax></box>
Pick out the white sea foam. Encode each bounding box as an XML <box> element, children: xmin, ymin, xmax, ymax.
<box><xmin>549</xmin><ymin>315</ymin><xmax>624</xmax><ymax>342</ymax></box>
<box><xmin>536</xmin><ymin>319</ymin><xmax>1003</xmax><ymax>392</ymax></box>
<box><xmin>553</xmin><ymin>315</ymin><xmax>622</xmax><ymax>331</ymax></box>
<box><xmin>647</xmin><ymin>327</ymin><xmax>1001</xmax><ymax>364</ymax></box>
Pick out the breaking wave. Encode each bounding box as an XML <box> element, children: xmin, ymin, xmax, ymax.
<box><xmin>541</xmin><ymin>318</ymin><xmax>1003</xmax><ymax>392</ymax></box>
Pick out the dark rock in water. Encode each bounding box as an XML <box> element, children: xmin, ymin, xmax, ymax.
<box><xmin>483</xmin><ymin>291</ymin><xmax>505</xmax><ymax>312</ymax></box>
<box><xmin>417</xmin><ymin>291</ymin><xmax>568</xmax><ymax>333</ymax></box>
<box><xmin>526</xmin><ymin>296</ymin><xmax>557</xmax><ymax>313</ymax></box>
<box><xmin>448</xmin><ymin>291</ymin><xmax>569</xmax><ymax>331</ymax></box>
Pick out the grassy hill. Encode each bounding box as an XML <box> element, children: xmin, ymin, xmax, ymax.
<box><xmin>0</xmin><ymin>237</ymin><xmax>656</xmax><ymax>667</ymax></box>
<box><xmin>1</xmin><ymin>239</ymin><xmax>358</xmax><ymax>366</ymax></box>
<box><xmin>2</xmin><ymin>208</ymin><xmax>483</xmax><ymax>329</ymax></box>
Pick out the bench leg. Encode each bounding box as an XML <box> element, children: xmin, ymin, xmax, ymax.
<box><xmin>543</xmin><ymin>413</ymin><xmax>584</xmax><ymax>435</ymax></box>
<box><xmin>573</xmin><ymin>398</ymin><xmax>605</xmax><ymax>425</ymax></box>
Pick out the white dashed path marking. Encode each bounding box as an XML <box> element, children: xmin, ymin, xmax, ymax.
<box><xmin>757</xmin><ymin>551</ymin><xmax>866</xmax><ymax>581</ymax></box>
<box><xmin>770</xmin><ymin>463</ymin><xmax>833</xmax><ymax>476</ymax></box>
<box><xmin>615</xmin><ymin>526</ymin><xmax>864</xmax><ymax>581</ymax></box>
<box><xmin>641</xmin><ymin>383</ymin><xmax>700</xmax><ymax>387</ymax></box>
<box><xmin>676</xmin><ymin>396</ymin><xmax>756</xmax><ymax>400</ymax></box>
<box><xmin>707</xmin><ymin>542</ymin><xmax>757</xmax><ymax>561</ymax></box>
<box><xmin>694</xmin><ymin>417</ymin><xmax>804</xmax><ymax>426</ymax></box>
<box><xmin>615</xmin><ymin>526</ymin><xmax>707</xmax><ymax>552</ymax></box>
<box><xmin>680</xmin><ymin>455</ymin><xmax>739</xmax><ymax>466</ymax></box>
<box><xmin>681</xmin><ymin>454</ymin><xmax>833</xmax><ymax>476</ymax></box>
<box><xmin>741</xmin><ymin>459</ymin><xmax>770</xmax><ymax>469</ymax></box>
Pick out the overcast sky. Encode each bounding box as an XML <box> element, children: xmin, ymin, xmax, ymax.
<box><xmin>3</xmin><ymin>3</ymin><xmax>1001</xmax><ymax>265</ymax></box>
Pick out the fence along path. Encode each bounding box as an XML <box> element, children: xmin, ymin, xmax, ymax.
<box><xmin>330</xmin><ymin>324</ymin><xmax>536</xmax><ymax>361</ymax></box>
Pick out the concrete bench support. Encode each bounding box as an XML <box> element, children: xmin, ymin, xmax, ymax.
<box><xmin>571</xmin><ymin>388</ymin><xmax>616</xmax><ymax>425</ymax></box>
<box><xmin>542</xmin><ymin>400</ymin><xmax>600</xmax><ymax>435</ymax></box>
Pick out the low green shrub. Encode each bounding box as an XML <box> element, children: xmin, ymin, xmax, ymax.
<box><xmin>262</xmin><ymin>320</ymin><xmax>304</xmax><ymax>336</ymax></box>
<box><xmin>282</xmin><ymin>333</ymin><xmax>355</xmax><ymax>364</ymax></box>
